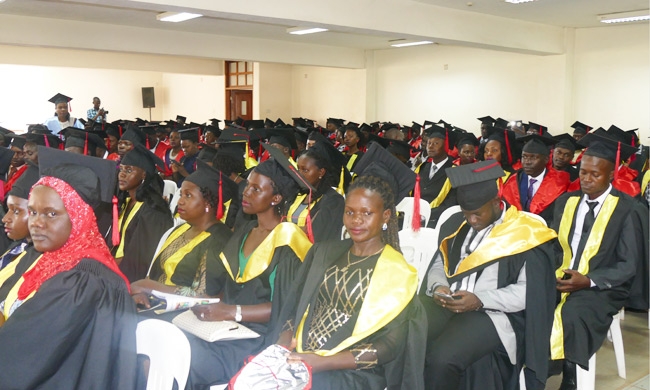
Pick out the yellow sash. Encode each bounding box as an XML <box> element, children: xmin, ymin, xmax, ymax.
<box><xmin>346</xmin><ymin>154</ymin><xmax>359</xmax><ymax>172</ymax></box>
<box><xmin>245</xmin><ymin>142</ymin><xmax>258</xmax><ymax>170</ymax></box>
<box><xmin>3</xmin><ymin>254</ymin><xmax>42</xmax><ymax>319</ymax></box>
<box><xmin>295</xmin><ymin>245</ymin><xmax>417</xmax><ymax>356</ymax></box>
<box><xmin>219</xmin><ymin>199</ymin><xmax>232</xmax><ymax>224</ymax></box>
<box><xmin>115</xmin><ymin>200</ymin><xmax>143</xmax><ymax>258</ymax></box>
<box><xmin>219</xmin><ymin>222</ymin><xmax>311</xmax><ymax>283</ymax></box>
<box><xmin>287</xmin><ymin>194</ymin><xmax>320</xmax><ymax>227</ymax></box>
<box><xmin>642</xmin><ymin>170</ymin><xmax>649</xmax><ymax>196</ymax></box>
<box><xmin>430</xmin><ymin>178</ymin><xmax>451</xmax><ymax>208</ymax></box>
<box><xmin>550</xmin><ymin>195</ymin><xmax>618</xmax><ymax>359</ymax></box>
<box><xmin>0</xmin><ymin>251</ymin><xmax>27</xmax><ymax>288</ymax></box>
<box><xmin>151</xmin><ymin>224</ymin><xmax>212</xmax><ymax>286</ymax></box>
<box><xmin>336</xmin><ymin>166</ymin><xmax>345</xmax><ymax>195</ymax></box>
<box><xmin>441</xmin><ymin>206</ymin><xmax>557</xmax><ymax>278</ymax></box>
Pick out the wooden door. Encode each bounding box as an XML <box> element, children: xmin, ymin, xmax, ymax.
<box><xmin>227</xmin><ymin>89</ymin><xmax>253</xmax><ymax>121</ymax></box>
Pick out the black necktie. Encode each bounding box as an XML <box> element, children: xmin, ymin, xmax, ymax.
<box><xmin>572</xmin><ymin>201</ymin><xmax>598</xmax><ymax>270</ymax></box>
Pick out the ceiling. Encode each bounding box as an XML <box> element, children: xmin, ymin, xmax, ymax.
<box><xmin>413</xmin><ymin>0</ymin><xmax>649</xmax><ymax>28</ymax></box>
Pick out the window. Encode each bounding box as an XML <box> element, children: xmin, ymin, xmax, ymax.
<box><xmin>226</xmin><ymin>61</ymin><xmax>253</xmax><ymax>88</ymax></box>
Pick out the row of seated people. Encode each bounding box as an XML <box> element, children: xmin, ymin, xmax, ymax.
<box><xmin>0</xmin><ymin>133</ymin><xmax>646</xmax><ymax>390</ymax></box>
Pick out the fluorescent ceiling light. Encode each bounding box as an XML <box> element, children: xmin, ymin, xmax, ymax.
<box><xmin>156</xmin><ymin>12</ymin><xmax>202</xmax><ymax>23</ymax></box>
<box><xmin>391</xmin><ymin>41</ymin><xmax>433</xmax><ymax>48</ymax></box>
<box><xmin>504</xmin><ymin>0</ymin><xmax>537</xmax><ymax>3</ymax></box>
<box><xmin>599</xmin><ymin>10</ymin><xmax>650</xmax><ymax>24</ymax></box>
<box><xmin>287</xmin><ymin>27</ymin><xmax>329</xmax><ymax>35</ymax></box>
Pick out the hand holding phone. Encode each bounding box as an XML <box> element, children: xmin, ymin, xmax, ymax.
<box><xmin>434</xmin><ymin>291</ymin><xmax>461</xmax><ymax>300</ymax></box>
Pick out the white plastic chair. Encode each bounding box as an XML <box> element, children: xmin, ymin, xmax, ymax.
<box><xmin>433</xmin><ymin>205</ymin><xmax>461</xmax><ymax>230</ymax></box>
<box><xmin>162</xmin><ymin>180</ymin><xmax>178</xmax><ymax>204</ymax></box>
<box><xmin>399</xmin><ymin>228</ymin><xmax>439</xmax><ymax>290</ymax></box>
<box><xmin>576</xmin><ymin>310</ymin><xmax>626</xmax><ymax>389</ymax></box>
<box><xmin>136</xmin><ymin>319</ymin><xmax>192</xmax><ymax>390</ymax></box>
<box><xmin>396</xmin><ymin>197</ymin><xmax>432</xmax><ymax>231</ymax></box>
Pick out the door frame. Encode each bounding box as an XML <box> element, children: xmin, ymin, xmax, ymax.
<box><xmin>225</xmin><ymin>88</ymin><xmax>253</xmax><ymax>121</ymax></box>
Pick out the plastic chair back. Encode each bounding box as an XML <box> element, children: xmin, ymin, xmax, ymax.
<box><xmin>396</xmin><ymin>197</ymin><xmax>432</xmax><ymax>231</ymax></box>
<box><xmin>399</xmin><ymin>228</ymin><xmax>439</xmax><ymax>289</ymax></box>
<box><xmin>162</xmin><ymin>180</ymin><xmax>178</xmax><ymax>204</ymax></box>
<box><xmin>136</xmin><ymin>319</ymin><xmax>191</xmax><ymax>390</ymax></box>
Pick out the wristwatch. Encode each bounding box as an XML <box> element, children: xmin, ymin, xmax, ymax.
<box><xmin>234</xmin><ymin>305</ymin><xmax>242</xmax><ymax>322</ymax></box>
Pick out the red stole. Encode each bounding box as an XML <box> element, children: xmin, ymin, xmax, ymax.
<box><xmin>502</xmin><ymin>168</ymin><xmax>570</xmax><ymax>214</ymax></box>
<box><xmin>3</xmin><ymin>165</ymin><xmax>27</xmax><ymax>195</ymax></box>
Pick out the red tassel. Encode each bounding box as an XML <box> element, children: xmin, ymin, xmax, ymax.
<box><xmin>198</xmin><ymin>128</ymin><xmax>202</xmax><ymax>143</ymax></box>
<box><xmin>106</xmin><ymin>137</ymin><xmax>110</xmax><ymax>152</ymax></box>
<box><xmin>614</xmin><ymin>142</ymin><xmax>621</xmax><ymax>180</ymax></box>
<box><xmin>119</xmin><ymin>125</ymin><xmax>123</xmax><ymax>137</ymax></box>
<box><xmin>412</xmin><ymin>175</ymin><xmax>421</xmax><ymax>232</ymax></box>
<box><xmin>504</xmin><ymin>131</ymin><xmax>512</xmax><ymax>165</ymax></box>
<box><xmin>217</xmin><ymin>173</ymin><xmax>224</xmax><ymax>220</ymax></box>
<box><xmin>146</xmin><ymin>137</ymin><xmax>150</xmax><ymax>149</ymax></box>
<box><xmin>68</xmin><ymin>99</ymin><xmax>72</xmax><ymax>113</ymax></box>
<box><xmin>43</xmin><ymin>135</ymin><xmax>49</xmax><ymax>148</ymax></box>
<box><xmin>59</xmin><ymin>134</ymin><xmax>64</xmax><ymax>150</ymax></box>
<box><xmin>444</xmin><ymin>132</ymin><xmax>449</xmax><ymax>155</ymax></box>
<box><xmin>539</xmin><ymin>126</ymin><xmax>542</xmax><ymax>135</ymax></box>
<box><xmin>112</xmin><ymin>196</ymin><xmax>120</xmax><ymax>246</ymax></box>
<box><xmin>84</xmin><ymin>132</ymin><xmax>88</xmax><ymax>155</ymax></box>
<box><xmin>498</xmin><ymin>177</ymin><xmax>504</xmax><ymax>199</ymax></box>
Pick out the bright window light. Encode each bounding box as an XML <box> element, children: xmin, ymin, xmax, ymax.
<box><xmin>599</xmin><ymin>10</ymin><xmax>650</xmax><ymax>24</ymax></box>
<box><xmin>287</xmin><ymin>27</ymin><xmax>329</xmax><ymax>35</ymax></box>
<box><xmin>156</xmin><ymin>12</ymin><xmax>202</xmax><ymax>23</ymax></box>
<box><xmin>504</xmin><ymin>0</ymin><xmax>537</xmax><ymax>3</ymax></box>
<box><xmin>391</xmin><ymin>41</ymin><xmax>434</xmax><ymax>48</ymax></box>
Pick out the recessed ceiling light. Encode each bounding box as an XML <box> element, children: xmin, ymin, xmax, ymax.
<box><xmin>504</xmin><ymin>0</ymin><xmax>537</xmax><ymax>3</ymax></box>
<box><xmin>156</xmin><ymin>12</ymin><xmax>202</xmax><ymax>23</ymax></box>
<box><xmin>599</xmin><ymin>10</ymin><xmax>650</xmax><ymax>24</ymax></box>
<box><xmin>391</xmin><ymin>41</ymin><xmax>434</xmax><ymax>48</ymax></box>
<box><xmin>287</xmin><ymin>27</ymin><xmax>329</xmax><ymax>35</ymax></box>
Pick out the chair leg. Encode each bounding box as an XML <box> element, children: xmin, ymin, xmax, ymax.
<box><xmin>576</xmin><ymin>354</ymin><xmax>596</xmax><ymax>390</ymax></box>
<box><xmin>609</xmin><ymin>313</ymin><xmax>626</xmax><ymax>379</ymax></box>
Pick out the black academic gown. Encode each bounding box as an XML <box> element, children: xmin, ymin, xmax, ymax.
<box><xmin>415</xmin><ymin>158</ymin><xmax>457</xmax><ymax>226</ymax></box>
<box><xmin>116</xmin><ymin>202</ymin><xmax>173</xmax><ymax>282</ymax></box>
<box><xmin>290</xmin><ymin>187</ymin><xmax>345</xmax><ymax>242</ymax></box>
<box><xmin>0</xmin><ymin>253</ymin><xmax>138</xmax><ymax>390</ymax></box>
<box><xmin>550</xmin><ymin>188</ymin><xmax>646</xmax><ymax>368</ymax></box>
<box><xmin>281</xmin><ymin>240</ymin><xmax>427</xmax><ymax>390</ymax></box>
<box><xmin>559</xmin><ymin>165</ymin><xmax>579</xmax><ymax>182</ymax></box>
<box><xmin>186</xmin><ymin>221</ymin><xmax>306</xmax><ymax>389</ymax></box>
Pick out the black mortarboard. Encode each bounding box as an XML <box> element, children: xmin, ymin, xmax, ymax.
<box><xmin>486</xmin><ymin>128</ymin><xmax>519</xmax><ymax>164</ymax></box>
<box><xmin>446</xmin><ymin>160</ymin><xmax>505</xmax><ymax>211</ymax></box>
<box><xmin>527</xmin><ymin>122</ymin><xmax>549</xmax><ymax>136</ymax></box>
<box><xmin>308</xmin><ymin>139</ymin><xmax>347</xmax><ymax>171</ymax></box>
<box><xmin>38</xmin><ymin>146</ymin><xmax>117</xmax><ymax>207</ymax></box>
<box><xmin>260</xmin><ymin>143</ymin><xmax>315</xmax><ymax>193</ymax></box>
<box><xmin>264</xmin><ymin>118</ymin><xmax>275</xmax><ymax>128</ymax></box>
<box><xmin>307</xmin><ymin>130</ymin><xmax>329</xmax><ymax>144</ymax></box>
<box><xmin>105</xmin><ymin>124</ymin><xmax>121</xmax><ymax>139</ymax></box>
<box><xmin>326</xmin><ymin>118</ymin><xmax>345</xmax><ymax>128</ymax></box>
<box><xmin>62</xmin><ymin>128</ymin><xmax>103</xmax><ymax>156</ymax></box>
<box><xmin>494</xmin><ymin>118</ymin><xmax>509</xmax><ymax>130</ymax></box>
<box><xmin>120</xmin><ymin>124</ymin><xmax>146</xmax><ymax>146</ymax></box>
<box><xmin>5</xmin><ymin>134</ymin><xmax>26</xmax><ymax>150</ymax></box>
<box><xmin>553</xmin><ymin>134</ymin><xmax>582</xmax><ymax>153</ymax></box>
<box><xmin>234</xmin><ymin>117</ymin><xmax>245</xmax><ymax>126</ymax></box>
<box><xmin>412</xmin><ymin>122</ymin><xmax>423</xmax><ymax>131</ymax></box>
<box><xmin>456</xmin><ymin>133</ymin><xmax>479</xmax><ymax>148</ymax></box>
<box><xmin>267</xmin><ymin>128</ymin><xmax>298</xmax><ymax>150</ymax></box>
<box><xmin>25</xmin><ymin>132</ymin><xmax>61</xmax><ymax>149</ymax></box>
<box><xmin>359</xmin><ymin>123</ymin><xmax>373</xmax><ymax>134</ymax></box>
<box><xmin>0</xmin><ymin>126</ymin><xmax>13</xmax><ymax>136</ymax></box>
<box><xmin>437</xmin><ymin>119</ymin><xmax>452</xmax><ymax>129</ymax></box>
<box><xmin>453</xmin><ymin>126</ymin><xmax>468</xmax><ymax>134</ymax></box>
<box><xmin>387</xmin><ymin>139</ymin><xmax>417</xmax><ymax>160</ymax></box>
<box><xmin>0</xmin><ymin>148</ymin><xmax>15</xmax><ymax>177</ymax></box>
<box><xmin>139</xmin><ymin>124</ymin><xmax>158</xmax><ymax>137</ymax></box>
<box><xmin>366</xmin><ymin>134</ymin><xmax>391</xmax><ymax>149</ymax></box>
<box><xmin>209</xmin><ymin>119</ymin><xmax>221</xmax><ymax>128</ymax></box>
<box><xmin>121</xmin><ymin>144</ymin><xmax>165</xmax><ymax>175</ymax></box>
<box><xmin>606</xmin><ymin>125</ymin><xmax>629</xmax><ymax>145</ymax></box>
<box><xmin>27</xmin><ymin>124</ymin><xmax>50</xmax><ymax>134</ymax></box>
<box><xmin>344</xmin><ymin>126</ymin><xmax>365</xmax><ymax>144</ymax></box>
<box><xmin>624</xmin><ymin>129</ymin><xmax>640</xmax><ymax>146</ymax></box>
<box><xmin>353</xmin><ymin>142</ymin><xmax>417</xmax><ymax>203</ymax></box>
<box><xmin>7</xmin><ymin>163</ymin><xmax>40</xmax><ymax>200</ymax></box>
<box><xmin>185</xmin><ymin>159</ymin><xmax>238</xmax><ymax>220</ymax></box>
<box><xmin>48</xmin><ymin>93</ymin><xmax>72</xmax><ymax>105</ymax></box>
<box><xmin>571</xmin><ymin>121</ymin><xmax>591</xmax><ymax>135</ymax></box>
<box><xmin>243</xmin><ymin>120</ymin><xmax>264</xmax><ymax>130</ymax></box>
<box><xmin>176</xmin><ymin>115</ymin><xmax>187</xmax><ymax>122</ymax></box>
<box><xmin>478</xmin><ymin>116</ymin><xmax>495</xmax><ymax>125</ymax></box>
<box><xmin>275</xmin><ymin>118</ymin><xmax>286</xmax><ymax>127</ymax></box>
<box><xmin>197</xmin><ymin>145</ymin><xmax>218</xmax><ymax>164</ymax></box>
<box><xmin>178</xmin><ymin>127</ymin><xmax>200</xmax><ymax>143</ymax></box>
<box><xmin>579</xmin><ymin>133</ymin><xmax>637</xmax><ymax>163</ymax></box>
<box><xmin>427</xmin><ymin>125</ymin><xmax>457</xmax><ymax>153</ymax></box>
<box><xmin>383</xmin><ymin>122</ymin><xmax>400</xmax><ymax>132</ymax></box>
<box><xmin>294</xmin><ymin>128</ymin><xmax>308</xmax><ymax>144</ymax></box>
<box><xmin>216</xmin><ymin>143</ymin><xmax>245</xmax><ymax>162</ymax></box>
<box><xmin>205</xmin><ymin>126</ymin><xmax>221</xmax><ymax>137</ymax></box>
<box><xmin>423</xmin><ymin>120</ymin><xmax>436</xmax><ymax>129</ymax></box>
<box><xmin>518</xmin><ymin>134</ymin><xmax>556</xmax><ymax>156</ymax></box>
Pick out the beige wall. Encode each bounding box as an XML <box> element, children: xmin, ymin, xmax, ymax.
<box><xmin>162</xmin><ymin>73</ymin><xmax>225</xmax><ymax>123</ymax></box>
<box><xmin>255</xmin><ymin>63</ymin><xmax>293</xmax><ymax>122</ymax></box>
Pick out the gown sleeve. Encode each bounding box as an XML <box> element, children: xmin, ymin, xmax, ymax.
<box><xmin>0</xmin><ymin>259</ymin><xmax>138</xmax><ymax>390</ymax></box>
<box><xmin>311</xmin><ymin>190</ymin><xmax>345</xmax><ymax>242</ymax></box>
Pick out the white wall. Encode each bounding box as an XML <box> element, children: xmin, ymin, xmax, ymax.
<box><xmin>291</xmin><ymin>65</ymin><xmax>366</xmax><ymax>127</ymax></box>
<box><xmin>161</xmin><ymin>73</ymin><xmax>225</xmax><ymax>123</ymax></box>
<box><xmin>256</xmin><ymin>63</ymin><xmax>293</xmax><ymax>121</ymax></box>
<box><xmin>572</xmin><ymin>24</ymin><xmax>649</xmax><ymax>139</ymax></box>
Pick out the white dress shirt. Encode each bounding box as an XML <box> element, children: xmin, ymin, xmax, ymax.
<box><xmin>527</xmin><ymin>168</ymin><xmax>546</xmax><ymax>200</ymax></box>
<box><xmin>429</xmin><ymin>157</ymin><xmax>448</xmax><ymax>179</ymax></box>
<box><xmin>568</xmin><ymin>184</ymin><xmax>613</xmax><ymax>270</ymax></box>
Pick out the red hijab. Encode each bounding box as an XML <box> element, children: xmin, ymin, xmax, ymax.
<box><xmin>18</xmin><ymin>176</ymin><xmax>129</xmax><ymax>300</ymax></box>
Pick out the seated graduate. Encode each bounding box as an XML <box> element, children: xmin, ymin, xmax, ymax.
<box><xmin>3</xmin><ymin>134</ymin><xmax>27</xmax><ymax>197</ymax></box>
<box><xmin>112</xmin><ymin>145</ymin><xmax>173</xmax><ymax>282</ymax></box>
<box><xmin>213</xmin><ymin>144</ymin><xmax>248</xmax><ymax>230</ymax></box>
<box><xmin>130</xmin><ymin>160</ymin><xmax>236</xmax><ymax>300</ymax></box>
<box><xmin>552</xmin><ymin>134</ymin><xmax>582</xmax><ymax>182</ymax></box>
<box><xmin>501</xmin><ymin>134</ymin><xmax>571</xmax><ymax>225</ymax></box>
<box><xmin>453</xmin><ymin>132</ymin><xmax>479</xmax><ymax>166</ymax></box>
<box><xmin>420</xmin><ymin>160</ymin><xmax>557</xmax><ymax>390</ymax></box>
<box><xmin>115</xmin><ymin>124</ymin><xmax>147</xmax><ymax>164</ymax></box>
<box><xmin>343</xmin><ymin>124</ymin><xmax>365</xmax><ymax>174</ymax></box>
<box><xmin>480</xmin><ymin>126</ymin><xmax>520</xmax><ymax>178</ymax></box>
<box><xmin>549</xmin><ymin>133</ymin><xmax>647</xmax><ymax>390</ymax></box>
<box><xmin>0</xmin><ymin>147</ymin><xmax>137</xmax><ymax>390</ymax></box>
<box><xmin>172</xmin><ymin>127</ymin><xmax>201</xmax><ymax>185</ymax></box>
<box><xmin>0</xmin><ymin>164</ymin><xmax>39</xmax><ymax>272</ymax></box>
<box><xmin>275</xmin><ymin>142</ymin><xmax>426</xmax><ymax>390</ymax></box>
<box><xmin>42</xmin><ymin>93</ymin><xmax>84</xmax><ymax>134</ymax></box>
<box><xmin>186</xmin><ymin>144</ymin><xmax>313</xmax><ymax>389</ymax></box>
<box><xmin>290</xmin><ymin>140</ymin><xmax>347</xmax><ymax>242</ymax></box>
<box><xmin>160</xmin><ymin>129</ymin><xmax>184</xmax><ymax>179</ymax></box>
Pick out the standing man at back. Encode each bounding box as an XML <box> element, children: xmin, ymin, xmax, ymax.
<box><xmin>87</xmin><ymin>97</ymin><xmax>107</xmax><ymax>125</ymax></box>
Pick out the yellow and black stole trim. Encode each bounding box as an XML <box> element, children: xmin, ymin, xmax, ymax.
<box><xmin>295</xmin><ymin>245</ymin><xmax>417</xmax><ymax>356</ymax></box>
<box><xmin>152</xmin><ymin>223</ymin><xmax>212</xmax><ymax>286</ymax></box>
<box><xmin>413</xmin><ymin>161</ymin><xmax>454</xmax><ymax>208</ymax></box>
<box><xmin>114</xmin><ymin>200</ymin><xmax>143</xmax><ymax>258</ymax></box>
<box><xmin>550</xmin><ymin>195</ymin><xmax>618</xmax><ymax>359</ymax></box>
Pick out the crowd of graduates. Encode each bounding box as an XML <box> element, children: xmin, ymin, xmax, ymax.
<box><xmin>0</xmin><ymin>92</ymin><xmax>646</xmax><ymax>390</ymax></box>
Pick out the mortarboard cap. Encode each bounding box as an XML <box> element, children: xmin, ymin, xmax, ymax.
<box><xmin>176</xmin><ymin>115</ymin><xmax>187</xmax><ymax>122</ymax></box>
<box><xmin>27</xmin><ymin>124</ymin><xmax>50</xmax><ymax>134</ymax></box>
<box><xmin>0</xmin><ymin>126</ymin><xmax>13</xmax><ymax>136</ymax></box>
<box><xmin>243</xmin><ymin>120</ymin><xmax>264</xmax><ymax>130</ymax></box>
<box><xmin>624</xmin><ymin>129</ymin><xmax>640</xmax><ymax>146</ymax></box>
<box><xmin>121</xmin><ymin>144</ymin><xmax>165</xmax><ymax>175</ymax></box>
<box><xmin>178</xmin><ymin>127</ymin><xmax>200</xmax><ymax>143</ymax></box>
<box><xmin>571</xmin><ymin>121</ymin><xmax>591</xmax><ymax>135</ymax></box>
<box><xmin>48</xmin><ymin>93</ymin><xmax>72</xmax><ymax>105</ymax></box>
<box><xmin>579</xmin><ymin>132</ymin><xmax>637</xmax><ymax>163</ymax></box>
<box><xmin>5</xmin><ymin>134</ymin><xmax>26</xmax><ymax>150</ymax></box>
<box><xmin>606</xmin><ymin>125</ymin><xmax>629</xmax><ymax>145</ymax></box>
<box><xmin>0</xmin><ymin>148</ymin><xmax>15</xmax><ymax>177</ymax></box>
<box><xmin>486</xmin><ymin>128</ymin><xmax>519</xmax><ymax>164</ymax></box>
<box><xmin>7</xmin><ymin>163</ymin><xmax>40</xmax><ymax>200</ymax></box>
<box><xmin>308</xmin><ymin>139</ymin><xmax>347</xmax><ymax>171</ymax></box>
<box><xmin>260</xmin><ymin>143</ymin><xmax>315</xmax><ymax>193</ymax></box>
<box><xmin>205</xmin><ymin>126</ymin><xmax>221</xmax><ymax>137</ymax></box>
<box><xmin>275</xmin><ymin>118</ymin><xmax>286</xmax><ymax>127</ymax></box>
<box><xmin>478</xmin><ymin>116</ymin><xmax>495</xmax><ymax>125</ymax></box>
<box><xmin>185</xmin><ymin>159</ymin><xmax>238</xmax><ymax>220</ymax></box>
<box><xmin>326</xmin><ymin>118</ymin><xmax>345</xmax><ymax>128</ymax></box>
<box><xmin>197</xmin><ymin>145</ymin><xmax>218</xmax><ymax>164</ymax></box>
<box><xmin>494</xmin><ymin>118</ymin><xmax>509</xmax><ymax>130</ymax></box>
<box><xmin>553</xmin><ymin>134</ymin><xmax>582</xmax><ymax>153</ymax></box>
<box><xmin>37</xmin><ymin>145</ymin><xmax>117</xmax><ymax>208</ymax></box>
<box><xmin>25</xmin><ymin>132</ymin><xmax>61</xmax><ymax>149</ymax></box>
<box><xmin>267</xmin><ymin>128</ymin><xmax>298</xmax><ymax>150</ymax></box>
<box><xmin>120</xmin><ymin>124</ymin><xmax>146</xmax><ymax>146</ymax></box>
<box><xmin>216</xmin><ymin>143</ymin><xmax>245</xmax><ymax>163</ymax></box>
<box><xmin>264</xmin><ymin>118</ymin><xmax>275</xmax><ymax>128</ymax></box>
<box><xmin>527</xmin><ymin>122</ymin><xmax>549</xmax><ymax>136</ymax></box>
<box><xmin>105</xmin><ymin>124</ymin><xmax>121</xmax><ymax>139</ymax></box>
<box><xmin>456</xmin><ymin>133</ymin><xmax>479</xmax><ymax>148</ymax></box>
<box><xmin>446</xmin><ymin>160</ymin><xmax>505</xmax><ymax>211</ymax></box>
<box><xmin>61</xmin><ymin>128</ymin><xmax>105</xmax><ymax>155</ymax></box>
<box><xmin>387</xmin><ymin>139</ymin><xmax>417</xmax><ymax>161</ymax></box>
<box><xmin>518</xmin><ymin>133</ymin><xmax>556</xmax><ymax>156</ymax></box>
<box><xmin>353</xmin><ymin>142</ymin><xmax>417</xmax><ymax>203</ymax></box>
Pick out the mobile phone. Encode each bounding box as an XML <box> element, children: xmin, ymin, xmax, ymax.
<box><xmin>171</xmin><ymin>160</ymin><xmax>181</xmax><ymax>165</ymax></box>
<box><xmin>434</xmin><ymin>291</ymin><xmax>462</xmax><ymax>300</ymax></box>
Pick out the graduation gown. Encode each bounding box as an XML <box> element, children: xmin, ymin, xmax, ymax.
<box><xmin>287</xmin><ymin>187</ymin><xmax>345</xmax><ymax>242</ymax></box>
<box><xmin>414</xmin><ymin>158</ymin><xmax>457</xmax><ymax>225</ymax></box>
<box><xmin>114</xmin><ymin>201</ymin><xmax>173</xmax><ymax>282</ymax></box>
<box><xmin>501</xmin><ymin>168</ymin><xmax>570</xmax><ymax>225</ymax></box>
<box><xmin>422</xmin><ymin>206</ymin><xmax>558</xmax><ymax>390</ymax></box>
<box><xmin>187</xmin><ymin>221</ymin><xmax>311</xmax><ymax>388</ymax></box>
<box><xmin>345</xmin><ymin>151</ymin><xmax>364</xmax><ymax>173</ymax></box>
<box><xmin>550</xmin><ymin>188</ymin><xmax>646</xmax><ymax>368</ymax></box>
<box><xmin>557</xmin><ymin>165</ymin><xmax>579</xmax><ymax>182</ymax></box>
<box><xmin>282</xmin><ymin>240</ymin><xmax>426</xmax><ymax>390</ymax></box>
<box><xmin>0</xmin><ymin>252</ymin><xmax>138</xmax><ymax>390</ymax></box>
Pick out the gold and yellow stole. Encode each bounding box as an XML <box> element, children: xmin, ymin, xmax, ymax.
<box><xmin>114</xmin><ymin>199</ymin><xmax>143</xmax><ymax>258</ymax></box>
<box><xmin>152</xmin><ymin>223</ymin><xmax>212</xmax><ymax>286</ymax></box>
